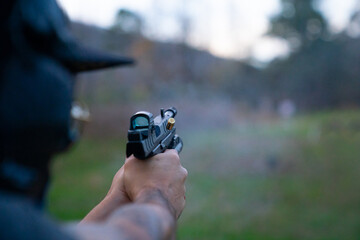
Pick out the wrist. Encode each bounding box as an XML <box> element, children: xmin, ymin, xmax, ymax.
<box><xmin>105</xmin><ymin>189</ymin><xmax>130</xmax><ymax>207</ymax></box>
<box><xmin>81</xmin><ymin>191</ymin><xmax>130</xmax><ymax>223</ymax></box>
<box><xmin>135</xmin><ymin>187</ymin><xmax>176</xmax><ymax>219</ymax></box>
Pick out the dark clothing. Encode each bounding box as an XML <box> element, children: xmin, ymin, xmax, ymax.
<box><xmin>0</xmin><ymin>191</ymin><xmax>75</xmax><ymax>240</ymax></box>
<box><xmin>0</xmin><ymin>1</ymin><xmax>133</xmax><ymax>239</ymax></box>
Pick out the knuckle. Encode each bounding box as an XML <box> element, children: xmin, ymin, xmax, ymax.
<box><xmin>167</xmin><ymin>150</ymin><xmax>180</xmax><ymax>162</ymax></box>
<box><xmin>182</xmin><ymin>167</ymin><xmax>188</xmax><ymax>178</ymax></box>
<box><xmin>124</xmin><ymin>155</ymin><xmax>141</xmax><ymax>169</ymax></box>
<box><xmin>126</xmin><ymin>154</ymin><xmax>136</xmax><ymax>162</ymax></box>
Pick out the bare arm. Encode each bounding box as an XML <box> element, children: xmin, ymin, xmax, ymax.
<box><xmin>81</xmin><ymin>167</ymin><xmax>131</xmax><ymax>222</ymax></box>
<box><xmin>74</xmin><ymin>150</ymin><xmax>187</xmax><ymax>240</ymax></box>
<box><xmin>105</xmin><ymin>189</ymin><xmax>176</xmax><ymax>240</ymax></box>
<box><xmin>74</xmin><ymin>189</ymin><xmax>175</xmax><ymax>240</ymax></box>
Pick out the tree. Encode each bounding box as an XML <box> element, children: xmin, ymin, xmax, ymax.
<box><xmin>264</xmin><ymin>0</ymin><xmax>360</xmax><ymax>111</ymax></box>
<box><xmin>268</xmin><ymin>0</ymin><xmax>328</xmax><ymax>51</ymax></box>
<box><xmin>112</xmin><ymin>9</ymin><xmax>143</xmax><ymax>34</ymax></box>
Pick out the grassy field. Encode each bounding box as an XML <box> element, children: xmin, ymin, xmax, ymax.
<box><xmin>48</xmin><ymin>110</ymin><xmax>360</xmax><ymax>239</ymax></box>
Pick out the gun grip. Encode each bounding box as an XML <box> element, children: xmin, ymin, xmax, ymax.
<box><xmin>170</xmin><ymin>134</ymin><xmax>183</xmax><ymax>154</ymax></box>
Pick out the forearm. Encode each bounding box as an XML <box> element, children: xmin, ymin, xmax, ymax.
<box><xmin>81</xmin><ymin>191</ymin><xmax>130</xmax><ymax>223</ymax></box>
<box><xmin>106</xmin><ymin>188</ymin><xmax>176</xmax><ymax>240</ymax></box>
<box><xmin>78</xmin><ymin>151</ymin><xmax>186</xmax><ymax>239</ymax></box>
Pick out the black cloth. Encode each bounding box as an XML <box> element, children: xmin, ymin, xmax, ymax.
<box><xmin>0</xmin><ymin>191</ymin><xmax>76</xmax><ymax>240</ymax></box>
<box><xmin>0</xmin><ymin>0</ymin><xmax>133</xmax><ymax>237</ymax></box>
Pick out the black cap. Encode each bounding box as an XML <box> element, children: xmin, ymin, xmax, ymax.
<box><xmin>0</xmin><ymin>0</ymin><xmax>135</xmax><ymax>204</ymax></box>
<box><xmin>3</xmin><ymin>0</ymin><xmax>135</xmax><ymax>73</ymax></box>
<box><xmin>55</xmin><ymin>42</ymin><xmax>135</xmax><ymax>73</ymax></box>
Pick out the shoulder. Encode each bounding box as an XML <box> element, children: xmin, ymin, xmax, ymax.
<box><xmin>0</xmin><ymin>192</ymin><xmax>76</xmax><ymax>240</ymax></box>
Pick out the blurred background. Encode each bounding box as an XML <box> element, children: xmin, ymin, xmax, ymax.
<box><xmin>50</xmin><ymin>0</ymin><xmax>360</xmax><ymax>239</ymax></box>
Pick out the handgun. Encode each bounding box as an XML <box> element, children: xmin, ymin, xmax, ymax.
<box><xmin>126</xmin><ymin>107</ymin><xmax>183</xmax><ymax>159</ymax></box>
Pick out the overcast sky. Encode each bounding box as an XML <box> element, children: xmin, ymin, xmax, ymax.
<box><xmin>58</xmin><ymin>0</ymin><xmax>358</xmax><ymax>62</ymax></box>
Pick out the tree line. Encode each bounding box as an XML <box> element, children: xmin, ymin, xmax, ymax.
<box><xmin>72</xmin><ymin>0</ymin><xmax>360</xmax><ymax>113</ymax></box>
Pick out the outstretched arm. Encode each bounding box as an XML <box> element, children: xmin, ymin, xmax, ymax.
<box><xmin>105</xmin><ymin>188</ymin><xmax>176</xmax><ymax>240</ymax></box>
<box><xmin>74</xmin><ymin>150</ymin><xmax>187</xmax><ymax>240</ymax></box>
<box><xmin>80</xmin><ymin>167</ymin><xmax>131</xmax><ymax>223</ymax></box>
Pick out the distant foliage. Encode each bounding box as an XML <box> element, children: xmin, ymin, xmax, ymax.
<box><xmin>70</xmin><ymin>2</ymin><xmax>360</xmax><ymax>114</ymax></box>
<box><xmin>265</xmin><ymin>0</ymin><xmax>360</xmax><ymax>110</ymax></box>
<box><xmin>112</xmin><ymin>9</ymin><xmax>143</xmax><ymax>34</ymax></box>
<box><xmin>269</xmin><ymin>0</ymin><xmax>328</xmax><ymax>51</ymax></box>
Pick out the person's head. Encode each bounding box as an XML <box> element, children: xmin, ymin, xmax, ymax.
<box><xmin>0</xmin><ymin>0</ymin><xmax>134</xmax><ymax>205</ymax></box>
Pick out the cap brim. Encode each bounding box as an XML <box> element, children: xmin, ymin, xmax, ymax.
<box><xmin>57</xmin><ymin>43</ymin><xmax>135</xmax><ymax>73</ymax></box>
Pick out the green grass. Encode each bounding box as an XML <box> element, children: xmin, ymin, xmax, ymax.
<box><xmin>48</xmin><ymin>139</ymin><xmax>126</xmax><ymax>219</ymax></box>
<box><xmin>48</xmin><ymin>110</ymin><xmax>360</xmax><ymax>239</ymax></box>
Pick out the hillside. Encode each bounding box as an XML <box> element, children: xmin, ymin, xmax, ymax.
<box><xmin>68</xmin><ymin>22</ymin><xmax>261</xmax><ymax>137</ymax></box>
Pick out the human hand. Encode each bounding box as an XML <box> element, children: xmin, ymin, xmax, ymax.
<box><xmin>106</xmin><ymin>165</ymin><xmax>131</xmax><ymax>204</ymax></box>
<box><xmin>123</xmin><ymin>149</ymin><xmax>188</xmax><ymax>219</ymax></box>
<box><xmin>81</xmin><ymin>166</ymin><xmax>131</xmax><ymax>223</ymax></box>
